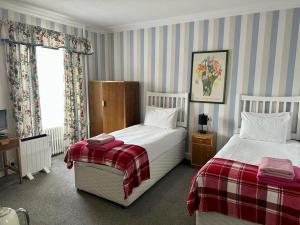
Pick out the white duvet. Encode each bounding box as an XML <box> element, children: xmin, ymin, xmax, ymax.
<box><xmin>110</xmin><ymin>124</ymin><xmax>186</xmax><ymax>162</ymax></box>
<box><xmin>215</xmin><ymin>134</ymin><xmax>300</xmax><ymax>167</ymax></box>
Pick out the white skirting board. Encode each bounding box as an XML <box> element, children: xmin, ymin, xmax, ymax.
<box><xmin>20</xmin><ymin>134</ymin><xmax>51</xmax><ymax>180</ymax></box>
<box><xmin>184</xmin><ymin>152</ymin><xmax>191</xmax><ymax>160</ymax></box>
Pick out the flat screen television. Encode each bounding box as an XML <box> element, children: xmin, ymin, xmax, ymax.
<box><xmin>0</xmin><ymin>109</ymin><xmax>7</xmax><ymax>132</ymax></box>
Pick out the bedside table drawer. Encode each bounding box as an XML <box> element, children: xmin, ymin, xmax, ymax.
<box><xmin>192</xmin><ymin>136</ymin><xmax>212</xmax><ymax>145</ymax></box>
<box><xmin>0</xmin><ymin>139</ymin><xmax>19</xmax><ymax>151</ymax></box>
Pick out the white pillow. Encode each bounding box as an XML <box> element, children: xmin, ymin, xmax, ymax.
<box><xmin>240</xmin><ymin>112</ymin><xmax>291</xmax><ymax>143</ymax></box>
<box><xmin>144</xmin><ymin>106</ymin><xmax>178</xmax><ymax>129</ymax></box>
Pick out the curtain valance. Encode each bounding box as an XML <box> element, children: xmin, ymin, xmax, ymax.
<box><xmin>0</xmin><ymin>20</ymin><xmax>93</xmax><ymax>55</ymax></box>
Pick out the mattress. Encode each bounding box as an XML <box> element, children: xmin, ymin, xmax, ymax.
<box><xmin>75</xmin><ymin>139</ymin><xmax>185</xmax><ymax>206</ymax></box>
<box><xmin>75</xmin><ymin>125</ymin><xmax>186</xmax><ymax>206</ymax></box>
<box><xmin>215</xmin><ymin>134</ymin><xmax>300</xmax><ymax>166</ymax></box>
<box><xmin>77</xmin><ymin>125</ymin><xmax>186</xmax><ymax>175</ymax></box>
<box><xmin>110</xmin><ymin>124</ymin><xmax>186</xmax><ymax>161</ymax></box>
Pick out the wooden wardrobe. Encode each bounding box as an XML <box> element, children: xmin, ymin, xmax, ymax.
<box><xmin>89</xmin><ymin>81</ymin><xmax>140</xmax><ymax>136</ymax></box>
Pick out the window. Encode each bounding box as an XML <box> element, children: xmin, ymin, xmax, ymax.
<box><xmin>36</xmin><ymin>47</ymin><xmax>64</xmax><ymax>130</ymax></box>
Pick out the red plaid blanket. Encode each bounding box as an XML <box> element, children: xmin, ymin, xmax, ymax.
<box><xmin>187</xmin><ymin>158</ymin><xmax>300</xmax><ymax>225</ymax></box>
<box><xmin>64</xmin><ymin>140</ymin><xmax>150</xmax><ymax>199</ymax></box>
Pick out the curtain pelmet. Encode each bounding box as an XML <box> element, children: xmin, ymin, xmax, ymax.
<box><xmin>0</xmin><ymin>20</ymin><xmax>93</xmax><ymax>55</ymax></box>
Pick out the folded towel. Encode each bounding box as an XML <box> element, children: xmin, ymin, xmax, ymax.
<box><xmin>87</xmin><ymin>133</ymin><xmax>115</xmax><ymax>145</ymax></box>
<box><xmin>259</xmin><ymin>157</ymin><xmax>295</xmax><ymax>179</ymax></box>
<box><xmin>87</xmin><ymin>140</ymin><xmax>124</xmax><ymax>151</ymax></box>
<box><xmin>258</xmin><ymin>166</ymin><xmax>300</xmax><ymax>188</ymax></box>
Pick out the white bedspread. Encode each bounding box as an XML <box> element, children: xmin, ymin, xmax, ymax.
<box><xmin>215</xmin><ymin>134</ymin><xmax>300</xmax><ymax>167</ymax></box>
<box><xmin>110</xmin><ymin>124</ymin><xmax>186</xmax><ymax>162</ymax></box>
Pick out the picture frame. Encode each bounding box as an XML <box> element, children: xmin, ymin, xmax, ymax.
<box><xmin>190</xmin><ymin>50</ymin><xmax>228</xmax><ymax>104</ymax></box>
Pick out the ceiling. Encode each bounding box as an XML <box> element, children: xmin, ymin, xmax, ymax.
<box><xmin>1</xmin><ymin>0</ymin><xmax>300</xmax><ymax>31</ymax></box>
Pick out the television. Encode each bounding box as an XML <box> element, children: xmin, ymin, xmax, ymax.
<box><xmin>0</xmin><ymin>109</ymin><xmax>7</xmax><ymax>133</ymax></box>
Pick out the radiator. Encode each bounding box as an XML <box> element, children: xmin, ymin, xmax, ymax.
<box><xmin>20</xmin><ymin>134</ymin><xmax>51</xmax><ymax>180</ymax></box>
<box><xmin>43</xmin><ymin>127</ymin><xmax>65</xmax><ymax>155</ymax></box>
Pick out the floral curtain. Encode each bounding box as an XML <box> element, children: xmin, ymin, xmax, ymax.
<box><xmin>1</xmin><ymin>19</ymin><xmax>92</xmax><ymax>142</ymax></box>
<box><xmin>6</xmin><ymin>43</ymin><xmax>42</xmax><ymax>138</ymax></box>
<box><xmin>64</xmin><ymin>51</ymin><xmax>87</xmax><ymax>145</ymax></box>
<box><xmin>0</xmin><ymin>20</ymin><xmax>93</xmax><ymax>55</ymax></box>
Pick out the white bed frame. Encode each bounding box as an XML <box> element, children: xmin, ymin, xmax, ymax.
<box><xmin>236</xmin><ymin>95</ymin><xmax>300</xmax><ymax>140</ymax></box>
<box><xmin>146</xmin><ymin>91</ymin><xmax>189</xmax><ymax>127</ymax></box>
<box><xmin>74</xmin><ymin>91</ymin><xmax>189</xmax><ymax>206</ymax></box>
<box><xmin>197</xmin><ymin>94</ymin><xmax>300</xmax><ymax>225</ymax></box>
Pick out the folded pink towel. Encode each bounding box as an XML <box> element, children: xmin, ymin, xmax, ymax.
<box><xmin>87</xmin><ymin>140</ymin><xmax>124</xmax><ymax>151</ymax></box>
<box><xmin>87</xmin><ymin>133</ymin><xmax>115</xmax><ymax>145</ymax></box>
<box><xmin>258</xmin><ymin>166</ymin><xmax>300</xmax><ymax>188</ymax></box>
<box><xmin>259</xmin><ymin>157</ymin><xmax>295</xmax><ymax>179</ymax></box>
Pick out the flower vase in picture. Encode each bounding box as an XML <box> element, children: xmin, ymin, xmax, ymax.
<box><xmin>190</xmin><ymin>51</ymin><xmax>228</xmax><ymax>104</ymax></box>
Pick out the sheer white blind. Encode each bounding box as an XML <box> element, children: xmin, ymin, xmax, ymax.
<box><xmin>36</xmin><ymin>47</ymin><xmax>64</xmax><ymax>130</ymax></box>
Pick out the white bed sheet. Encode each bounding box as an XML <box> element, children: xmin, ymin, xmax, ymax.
<box><xmin>110</xmin><ymin>124</ymin><xmax>186</xmax><ymax>162</ymax></box>
<box><xmin>215</xmin><ymin>134</ymin><xmax>300</xmax><ymax>166</ymax></box>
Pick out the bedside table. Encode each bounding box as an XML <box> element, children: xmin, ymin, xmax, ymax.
<box><xmin>191</xmin><ymin>132</ymin><xmax>216</xmax><ymax>167</ymax></box>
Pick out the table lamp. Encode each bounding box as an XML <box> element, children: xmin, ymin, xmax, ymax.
<box><xmin>198</xmin><ymin>113</ymin><xmax>208</xmax><ymax>133</ymax></box>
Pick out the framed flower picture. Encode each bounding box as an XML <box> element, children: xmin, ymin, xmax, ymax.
<box><xmin>190</xmin><ymin>50</ymin><xmax>228</xmax><ymax>104</ymax></box>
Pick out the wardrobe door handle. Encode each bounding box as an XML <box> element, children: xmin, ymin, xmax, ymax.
<box><xmin>102</xmin><ymin>100</ymin><xmax>106</xmax><ymax>107</ymax></box>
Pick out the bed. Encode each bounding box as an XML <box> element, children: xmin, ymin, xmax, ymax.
<box><xmin>193</xmin><ymin>95</ymin><xmax>300</xmax><ymax>225</ymax></box>
<box><xmin>74</xmin><ymin>91</ymin><xmax>188</xmax><ymax>206</ymax></box>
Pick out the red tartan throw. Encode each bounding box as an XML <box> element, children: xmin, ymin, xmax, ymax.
<box><xmin>64</xmin><ymin>140</ymin><xmax>150</xmax><ymax>199</ymax></box>
<box><xmin>187</xmin><ymin>158</ymin><xmax>300</xmax><ymax>225</ymax></box>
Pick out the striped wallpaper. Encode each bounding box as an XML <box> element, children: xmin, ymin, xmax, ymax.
<box><xmin>100</xmin><ymin>7</ymin><xmax>300</xmax><ymax>150</ymax></box>
<box><xmin>1</xmin><ymin>7</ymin><xmax>300</xmax><ymax>151</ymax></box>
<box><xmin>85</xmin><ymin>31</ymin><xmax>113</xmax><ymax>81</ymax></box>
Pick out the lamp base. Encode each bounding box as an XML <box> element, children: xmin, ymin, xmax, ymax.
<box><xmin>198</xmin><ymin>129</ymin><xmax>207</xmax><ymax>134</ymax></box>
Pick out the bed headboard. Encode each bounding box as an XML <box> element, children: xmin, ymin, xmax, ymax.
<box><xmin>146</xmin><ymin>92</ymin><xmax>189</xmax><ymax>128</ymax></box>
<box><xmin>236</xmin><ymin>95</ymin><xmax>300</xmax><ymax>140</ymax></box>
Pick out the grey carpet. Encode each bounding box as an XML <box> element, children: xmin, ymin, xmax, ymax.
<box><xmin>0</xmin><ymin>154</ymin><xmax>197</xmax><ymax>225</ymax></box>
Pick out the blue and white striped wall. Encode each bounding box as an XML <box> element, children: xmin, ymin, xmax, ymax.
<box><xmin>106</xmin><ymin>7</ymin><xmax>300</xmax><ymax>150</ymax></box>
<box><xmin>85</xmin><ymin>31</ymin><xmax>112</xmax><ymax>81</ymax></box>
<box><xmin>1</xmin><ymin>7</ymin><xmax>300</xmax><ymax>151</ymax></box>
